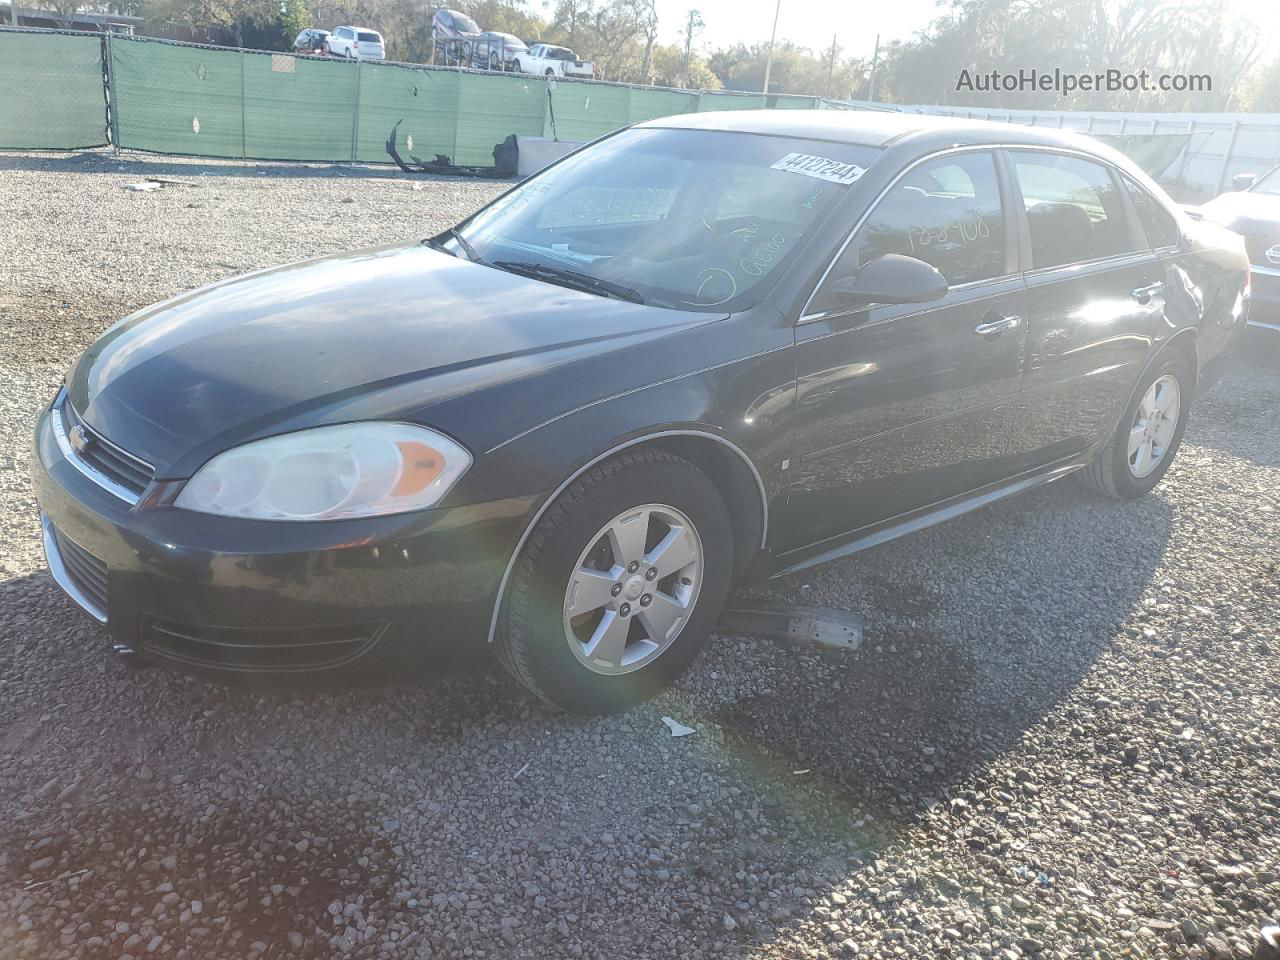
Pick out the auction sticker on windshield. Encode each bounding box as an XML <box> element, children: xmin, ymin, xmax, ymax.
<box><xmin>770</xmin><ymin>153</ymin><xmax>867</xmax><ymax>184</ymax></box>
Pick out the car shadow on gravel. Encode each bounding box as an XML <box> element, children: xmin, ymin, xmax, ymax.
<box><xmin>704</xmin><ymin>484</ymin><xmax>1175</xmax><ymax>940</ymax></box>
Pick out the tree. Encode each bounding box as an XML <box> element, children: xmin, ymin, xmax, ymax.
<box><xmin>1246</xmin><ymin>57</ymin><xmax>1280</xmax><ymax>112</ymax></box>
<box><xmin>651</xmin><ymin>43</ymin><xmax>718</xmax><ymax>89</ymax></box>
<box><xmin>879</xmin><ymin>0</ymin><xmax>1262</xmax><ymax>110</ymax></box>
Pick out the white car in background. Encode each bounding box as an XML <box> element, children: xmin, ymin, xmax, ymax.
<box><xmin>513</xmin><ymin>44</ymin><xmax>594</xmax><ymax>79</ymax></box>
<box><xmin>326</xmin><ymin>26</ymin><xmax>386</xmax><ymax>60</ymax></box>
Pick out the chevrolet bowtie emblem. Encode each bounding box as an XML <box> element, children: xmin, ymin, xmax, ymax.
<box><xmin>1266</xmin><ymin>243</ymin><xmax>1280</xmax><ymax>266</ymax></box>
<box><xmin>68</xmin><ymin>424</ymin><xmax>91</xmax><ymax>454</ymax></box>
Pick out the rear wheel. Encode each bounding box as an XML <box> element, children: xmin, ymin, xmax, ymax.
<box><xmin>545</xmin><ymin>68</ymin><xmax>555</xmax><ymax>76</ymax></box>
<box><xmin>1080</xmin><ymin>351</ymin><xmax>1192</xmax><ymax>499</ymax></box>
<box><xmin>496</xmin><ymin>449</ymin><xmax>733</xmax><ymax>714</ymax></box>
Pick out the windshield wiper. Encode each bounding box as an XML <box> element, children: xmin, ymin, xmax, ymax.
<box><xmin>491</xmin><ymin>260</ymin><xmax>645</xmax><ymax>304</ymax></box>
<box><xmin>425</xmin><ymin>227</ymin><xmax>486</xmax><ymax>264</ymax></box>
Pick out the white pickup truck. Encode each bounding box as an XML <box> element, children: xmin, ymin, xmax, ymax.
<box><xmin>512</xmin><ymin>44</ymin><xmax>595</xmax><ymax>79</ymax></box>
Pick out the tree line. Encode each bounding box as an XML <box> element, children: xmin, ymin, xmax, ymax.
<box><xmin>78</xmin><ymin>0</ymin><xmax>1280</xmax><ymax>109</ymax></box>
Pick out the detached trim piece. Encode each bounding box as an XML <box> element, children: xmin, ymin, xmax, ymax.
<box><xmin>485</xmin><ymin>429</ymin><xmax>768</xmax><ymax>644</ymax></box>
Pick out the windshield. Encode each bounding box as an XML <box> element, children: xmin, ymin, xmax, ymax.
<box><xmin>457</xmin><ymin>128</ymin><xmax>880</xmax><ymax>312</ymax></box>
<box><xmin>452</xmin><ymin>12</ymin><xmax>480</xmax><ymax>32</ymax></box>
<box><xmin>1254</xmin><ymin>166</ymin><xmax>1280</xmax><ymax>195</ymax></box>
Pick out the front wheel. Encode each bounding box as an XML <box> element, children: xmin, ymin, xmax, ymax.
<box><xmin>545</xmin><ymin>68</ymin><xmax>555</xmax><ymax>76</ymax></box>
<box><xmin>1080</xmin><ymin>351</ymin><xmax>1193</xmax><ymax>499</ymax></box>
<box><xmin>496</xmin><ymin>449</ymin><xmax>733</xmax><ymax>714</ymax></box>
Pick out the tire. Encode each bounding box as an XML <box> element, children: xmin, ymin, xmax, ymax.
<box><xmin>1080</xmin><ymin>350</ymin><xmax>1193</xmax><ymax>499</ymax></box>
<box><xmin>496</xmin><ymin>449</ymin><xmax>734</xmax><ymax>714</ymax></box>
<box><xmin>545</xmin><ymin>68</ymin><xmax>555</xmax><ymax>76</ymax></box>
<box><xmin>488</xmin><ymin>52</ymin><xmax>499</xmax><ymax>70</ymax></box>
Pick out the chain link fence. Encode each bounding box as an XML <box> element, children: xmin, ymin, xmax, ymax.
<box><xmin>0</xmin><ymin>28</ymin><xmax>840</xmax><ymax>167</ymax></box>
<box><xmin>0</xmin><ymin>29</ymin><xmax>109</xmax><ymax>149</ymax></box>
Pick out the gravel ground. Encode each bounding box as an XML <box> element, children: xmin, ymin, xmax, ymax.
<box><xmin>1</xmin><ymin>150</ymin><xmax>1279</xmax><ymax>960</ymax></box>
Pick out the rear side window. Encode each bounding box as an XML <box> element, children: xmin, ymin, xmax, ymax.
<box><xmin>1124</xmin><ymin>178</ymin><xmax>1179</xmax><ymax>249</ymax></box>
<box><xmin>1013</xmin><ymin>152</ymin><xmax>1137</xmax><ymax>269</ymax></box>
<box><xmin>843</xmin><ymin>151</ymin><xmax>1007</xmax><ymax>286</ymax></box>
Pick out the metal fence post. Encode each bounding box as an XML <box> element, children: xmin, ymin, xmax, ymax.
<box><xmin>239</xmin><ymin>47</ymin><xmax>247</xmax><ymax>161</ymax></box>
<box><xmin>1175</xmin><ymin>120</ymin><xmax>1196</xmax><ymax>183</ymax></box>
<box><xmin>350</xmin><ymin>58</ymin><xmax>362</xmax><ymax>163</ymax></box>
<box><xmin>1217</xmin><ymin>120</ymin><xmax>1241</xmax><ymax>193</ymax></box>
<box><xmin>103</xmin><ymin>30</ymin><xmax>120</xmax><ymax>156</ymax></box>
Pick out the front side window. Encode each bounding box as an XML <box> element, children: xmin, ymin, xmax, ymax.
<box><xmin>1013</xmin><ymin>152</ymin><xmax>1137</xmax><ymax>269</ymax></box>
<box><xmin>1124</xmin><ymin>178</ymin><xmax>1179</xmax><ymax>248</ymax></box>
<box><xmin>829</xmin><ymin>151</ymin><xmax>1007</xmax><ymax>289</ymax></box>
<box><xmin>458</xmin><ymin>128</ymin><xmax>881</xmax><ymax>312</ymax></box>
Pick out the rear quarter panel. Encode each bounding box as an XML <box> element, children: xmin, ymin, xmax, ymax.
<box><xmin>1173</xmin><ymin>218</ymin><xmax>1250</xmax><ymax>372</ymax></box>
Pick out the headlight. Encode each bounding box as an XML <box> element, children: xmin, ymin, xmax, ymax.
<box><xmin>174</xmin><ymin>423</ymin><xmax>472</xmax><ymax>521</ymax></box>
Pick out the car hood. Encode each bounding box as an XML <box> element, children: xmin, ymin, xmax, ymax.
<box><xmin>1198</xmin><ymin>190</ymin><xmax>1280</xmax><ymax>236</ymax></box>
<box><xmin>69</xmin><ymin>243</ymin><xmax>713</xmax><ymax>477</ymax></box>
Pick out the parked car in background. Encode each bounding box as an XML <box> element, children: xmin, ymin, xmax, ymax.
<box><xmin>431</xmin><ymin>8</ymin><xmax>481</xmax><ymax>66</ymax></box>
<box><xmin>32</xmin><ymin>113</ymin><xmax>1247</xmax><ymax>714</ymax></box>
<box><xmin>513</xmin><ymin>43</ymin><xmax>594</xmax><ymax>78</ymax></box>
<box><xmin>326</xmin><ymin>26</ymin><xmax>385</xmax><ymax>61</ymax></box>
<box><xmin>476</xmin><ymin>31</ymin><xmax>527</xmax><ymax>70</ymax></box>
<box><xmin>1192</xmin><ymin>165</ymin><xmax>1280</xmax><ymax>333</ymax></box>
<box><xmin>291</xmin><ymin>28</ymin><xmax>329</xmax><ymax>55</ymax></box>
<box><xmin>431</xmin><ymin>8</ymin><xmax>481</xmax><ymax>40</ymax></box>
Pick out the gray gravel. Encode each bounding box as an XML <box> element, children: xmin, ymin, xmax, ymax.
<box><xmin>2</xmin><ymin>150</ymin><xmax>1279</xmax><ymax>960</ymax></box>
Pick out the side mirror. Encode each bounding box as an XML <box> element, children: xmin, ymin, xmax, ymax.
<box><xmin>1232</xmin><ymin>173</ymin><xmax>1257</xmax><ymax>192</ymax></box>
<box><xmin>825</xmin><ymin>254</ymin><xmax>948</xmax><ymax>308</ymax></box>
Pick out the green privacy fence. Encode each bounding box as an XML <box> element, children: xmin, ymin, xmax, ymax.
<box><xmin>0</xmin><ymin>27</ymin><xmax>847</xmax><ymax>167</ymax></box>
<box><xmin>0</xmin><ymin>30</ymin><xmax>108</xmax><ymax>149</ymax></box>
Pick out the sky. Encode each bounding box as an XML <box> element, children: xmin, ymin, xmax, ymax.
<box><xmin>650</xmin><ymin>0</ymin><xmax>944</xmax><ymax>59</ymax></box>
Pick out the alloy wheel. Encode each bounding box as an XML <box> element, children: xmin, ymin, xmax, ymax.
<box><xmin>1128</xmin><ymin>374</ymin><xmax>1181</xmax><ymax>478</ymax></box>
<box><xmin>562</xmin><ymin>504</ymin><xmax>703</xmax><ymax>676</ymax></box>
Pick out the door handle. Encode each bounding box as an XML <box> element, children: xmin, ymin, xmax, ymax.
<box><xmin>974</xmin><ymin>314</ymin><xmax>1022</xmax><ymax>337</ymax></box>
<box><xmin>1131</xmin><ymin>281</ymin><xmax>1165</xmax><ymax>303</ymax></box>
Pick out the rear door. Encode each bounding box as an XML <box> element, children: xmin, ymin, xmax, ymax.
<box><xmin>782</xmin><ymin>149</ymin><xmax>1029</xmax><ymax>551</ymax></box>
<box><xmin>1003</xmin><ymin>149</ymin><xmax>1164</xmax><ymax>469</ymax></box>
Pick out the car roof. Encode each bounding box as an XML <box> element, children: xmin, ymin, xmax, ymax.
<box><xmin>636</xmin><ymin>109</ymin><xmax>1117</xmax><ymax>155</ymax></box>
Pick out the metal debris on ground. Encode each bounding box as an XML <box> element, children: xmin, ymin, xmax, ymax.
<box><xmin>661</xmin><ymin>716</ymin><xmax>696</xmax><ymax>737</ymax></box>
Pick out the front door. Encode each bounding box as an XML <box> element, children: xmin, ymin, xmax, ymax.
<box><xmin>781</xmin><ymin>150</ymin><xmax>1028</xmax><ymax>553</ymax></box>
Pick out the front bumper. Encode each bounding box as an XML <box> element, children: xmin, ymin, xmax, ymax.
<box><xmin>31</xmin><ymin>398</ymin><xmax>532</xmax><ymax>683</ymax></box>
<box><xmin>1249</xmin><ymin>265</ymin><xmax>1280</xmax><ymax>332</ymax></box>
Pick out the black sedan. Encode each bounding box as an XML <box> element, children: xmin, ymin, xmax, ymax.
<box><xmin>1193</xmin><ymin>164</ymin><xmax>1280</xmax><ymax>334</ymax></box>
<box><xmin>32</xmin><ymin>112</ymin><xmax>1249</xmax><ymax>713</ymax></box>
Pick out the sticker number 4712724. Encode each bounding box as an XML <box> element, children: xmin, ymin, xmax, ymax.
<box><xmin>770</xmin><ymin>152</ymin><xmax>867</xmax><ymax>185</ymax></box>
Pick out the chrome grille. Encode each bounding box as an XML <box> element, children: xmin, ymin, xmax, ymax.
<box><xmin>52</xmin><ymin>394</ymin><xmax>154</xmax><ymax>503</ymax></box>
